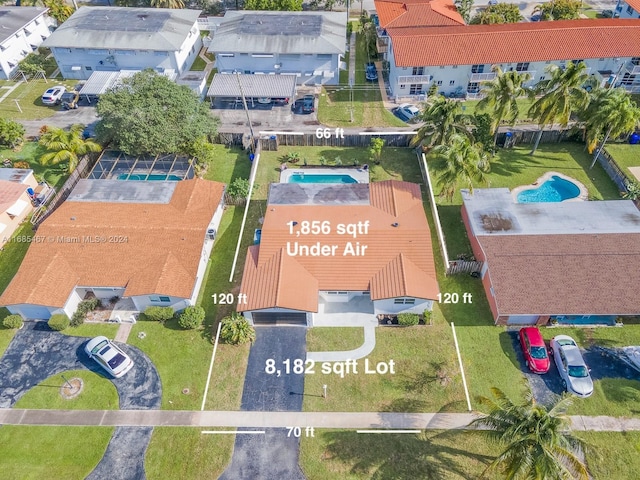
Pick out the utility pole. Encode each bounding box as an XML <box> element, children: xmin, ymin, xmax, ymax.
<box><xmin>236</xmin><ymin>72</ymin><xmax>255</xmax><ymax>152</ymax></box>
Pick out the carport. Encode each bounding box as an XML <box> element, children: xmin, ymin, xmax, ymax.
<box><xmin>79</xmin><ymin>70</ymin><xmax>178</xmax><ymax>102</ymax></box>
<box><xmin>207</xmin><ymin>73</ymin><xmax>297</xmax><ymax>107</ymax></box>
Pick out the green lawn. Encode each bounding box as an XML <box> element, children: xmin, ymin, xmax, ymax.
<box><xmin>579</xmin><ymin>432</ymin><xmax>640</xmax><ymax>479</ymax></box>
<box><xmin>0</xmin><ymin>79</ymin><xmax>78</xmax><ymax>121</ymax></box>
<box><xmin>603</xmin><ymin>143</ymin><xmax>640</xmax><ymax>180</ymax></box>
<box><xmin>0</xmin><ymin>322</ymin><xmax>17</xmax><ymax>358</ymax></box>
<box><xmin>0</xmin><ymin>222</ymin><xmax>35</xmax><ymax>296</ymax></box>
<box><xmin>462</xmin><ymin>97</ymin><xmax>535</xmax><ymax>123</ymax></box>
<box><xmin>14</xmin><ymin>369</ymin><xmax>119</xmax><ymax>410</ymax></box>
<box><xmin>190</xmin><ymin>55</ymin><xmax>207</xmax><ymax>71</ymax></box>
<box><xmin>1</xmin><ymin>141</ymin><xmax>70</xmax><ymax>188</ymax></box>
<box><xmin>317</xmin><ymin>32</ymin><xmax>406</xmax><ymax>128</ymax></box>
<box><xmin>62</xmin><ymin>323</ymin><xmax>120</xmax><ymax>339</ymax></box>
<box><xmin>145</xmin><ymin>428</ymin><xmax>234</xmax><ymax>480</ymax></box>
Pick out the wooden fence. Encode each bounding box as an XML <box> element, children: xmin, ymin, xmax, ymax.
<box><xmin>495</xmin><ymin>128</ymin><xmax>572</xmax><ymax>147</ymax></box>
<box><xmin>446</xmin><ymin>260</ymin><xmax>483</xmax><ymax>276</ymax></box>
<box><xmin>594</xmin><ymin>147</ymin><xmax>632</xmax><ymax>192</ymax></box>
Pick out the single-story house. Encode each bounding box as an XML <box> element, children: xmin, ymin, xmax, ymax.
<box><xmin>238</xmin><ymin>180</ymin><xmax>439</xmax><ymax>325</ymax></box>
<box><xmin>461</xmin><ymin>188</ymin><xmax>640</xmax><ymax>325</ymax></box>
<box><xmin>0</xmin><ymin>178</ymin><xmax>225</xmax><ymax>320</ymax></box>
<box><xmin>42</xmin><ymin>6</ymin><xmax>202</xmax><ymax>80</ymax></box>
<box><xmin>0</xmin><ymin>7</ymin><xmax>53</xmax><ymax>80</ymax></box>
<box><xmin>0</xmin><ymin>169</ymin><xmax>38</xmax><ymax>248</ymax></box>
<box><xmin>208</xmin><ymin>11</ymin><xmax>347</xmax><ymax>86</ymax></box>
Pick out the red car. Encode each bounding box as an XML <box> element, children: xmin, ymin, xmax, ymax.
<box><xmin>518</xmin><ymin>327</ymin><xmax>550</xmax><ymax>374</ymax></box>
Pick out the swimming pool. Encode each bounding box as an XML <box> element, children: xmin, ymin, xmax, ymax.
<box><xmin>117</xmin><ymin>174</ymin><xmax>183</xmax><ymax>181</ymax></box>
<box><xmin>288</xmin><ymin>173</ymin><xmax>358</xmax><ymax>184</ymax></box>
<box><xmin>517</xmin><ymin>175</ymin><xmax>581</xmax><ymax>203</ymax></box>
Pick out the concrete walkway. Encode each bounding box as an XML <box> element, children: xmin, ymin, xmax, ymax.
<box><xmin>348</xmin><ymin>31</ymin><xmax>356</xmax><ymax>87</ymax></box>
<box><xmin>2</xmin><ymin>408</ymin><xmax>640</xmax><ymax>432</ymax></box>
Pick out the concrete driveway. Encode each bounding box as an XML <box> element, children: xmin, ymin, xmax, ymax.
<box><xmin>20</xmin><ymin>106</ymin><xmax>100</xmax><ymax>138</ymax></box>
<box><xmin>0</xmin><ymin>321</ymin><xmax>161</xmax><ymax>480</ymax></box>
<box><xmin>219</xmin><ymin>326</ymin><xmax>307</xmax><ymax>480</ymax></box>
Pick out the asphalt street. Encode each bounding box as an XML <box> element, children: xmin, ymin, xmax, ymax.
<box><xmin>219</xmin><ymin>326</ymin><xmax>307</xmax><ymax>480</ymax></box>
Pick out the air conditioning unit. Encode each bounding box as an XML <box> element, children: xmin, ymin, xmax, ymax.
<box><xmin>207</xmin><ymin>228</ymin><xmax>216</xmax><ymax>240</ymax></box>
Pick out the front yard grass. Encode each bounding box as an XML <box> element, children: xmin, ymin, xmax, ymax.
<box><xmin>0</xmin><ymin>222</ymin><xmax>35</xmax><ymax>295</ymax></box>
<box><xmin>0</xmin><ymin>79</ymin><xmax>78</xmax><ymax>121</ymax></box>
<box><xmin>603</xmin><ymin>143</ymin><xmax>640</xmax><ymax>180</ymax></box>
<box><xmin>579</xmin><ymin>432</ymin><xmax>640</xmax><ymax>479</ymax></box>
<box><xmin>62</xmin><ymin>323</ymin><xmax>119</xmax><ymax>339</ymax></box>
<box><xmin>0</xmin><ymin>322</ymin><xmax>18</xmax><ymax>358</ymax></box>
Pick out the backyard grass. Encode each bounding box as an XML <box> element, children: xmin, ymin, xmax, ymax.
<box><xmin>462</xmin><ymin>97</ymin><xmax>535</xmax><ymax>123</ymax></box>
<box><xmin>317</xmin><ymin>32</ymin><xmax>406</xmax><ymax>128</ymax></box>
<box><xmin>603</xmin><ymin>143</ymin><xmax>640</xmax><ymax>180</ymax></box>
<box><xmin>145</xmin><ymin>428</ymin><xmax>234</xmax><ymax>480</ymax></box>
<box><xmin>190</xmin><ymin>55</ymin><xmax>207</xmax><ymax>71</ymax></box>
<box><xmin>1</xmin><ymin>141</ymin><xmax>70</xmax><ymax>188</ymax></box>
<box><xmin>0</xmin><ymin>79</ymin><xmax>78</xmax><ymax>121</ymax></box>
<box><xmin>14</xmin><ymin>369</ymin><xmax>119</xmax><ymax>410</ymax></box>
<box><xmin>0</xmin><ymin>222</ymin><xmax>35</xmax><ymax>295</ymax></box>
<box><xmin>303</xmin><ymin>319</ymin><xmax>467</xmax><ymax>413</ymax></box>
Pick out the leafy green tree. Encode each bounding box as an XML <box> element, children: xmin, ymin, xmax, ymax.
<box><xmin>411</xmin><ymin>95</ymin><xmax>473</xmax><ymax>149</ymax></box>
<box><xmin>150</xmin><ymin>0</ymin><xmax>185</xmax><ymax>7</ymax></box>
<box><xmin>454</xmin><ymin>0</ymin><xmax>474</xmax><ymax>22</ymax></box>
<box><xmin>533</xmin><ymin>0</ymin><xmax>581</xmax><ymax>20</ymax></box>
<box><xmin>96</xmin><ymin>70</ymin><xmax>219</xmax><ymax>155</ymax></box>
<box><xmin>582</xmin><ymin>87</ymin><xmax>640</xmax><ymax>166</ymax></box>
<box><xmin>220</xmin><ymin>312</ymin><xmax>256</xmax><ymax>345</ymax></box>
<box><xmin>42</xmin><ymin>0</ymin><xmax>74</xmax><ymax>23</ymax></box>
<box><xmin>38</xmin><ymin>124</ymin><xmax>101</xmax><ymax>173</ymax></box>
<box><xmin>17</xmin><ymin>52</ymin><xmax>48</xmax><ymax>77</ymax></box>
<box><xmin>227</xmin><ymin>178</ymin><xmax>251</xmax><ymax>198</ymax></box>
<box><xmin>476</xmin><ymin>67</ymin><xmax>533</xmax><ymax>146</ymax></box>
<box><xmin>432</xmin><ymin>134</ymin><xmax>490</xmax><ymax>201</ymax></box>
<box><xmin>369</xmin><ymin>137</ymin><xmax>385</xmax><ymax>163</ymax></box>
<box><xmin>471</xmin><ymin>387</ymin><xmax>589</xmax><ymax>480</ymax></box>
<box><xmin>0</xmin><ymin>118</ymin><xmax>25</xmax><ymax>149</ymax></box>
<box><xmin>189</xmin><ymin>136</ymin><xmax>217</xmax><ymax>177</ymax></box>
<box><xmin>527</xmin><ymin>61</ymin><xmax>596</xmax><ymax>155</ymax></box>
<box><xmin>427</xmin><ymin>83</ymin><xmax>439</xmax><ymax>97</ymax></box>
<box><xmin>244</xmin><ymin>0</ymin><xmax>302</xmax><ymax>10</ymax></box>
<box><xmin>470</xmin><ymin>3</ymin><xmax>522</xmax><ymax>24</ymax></box>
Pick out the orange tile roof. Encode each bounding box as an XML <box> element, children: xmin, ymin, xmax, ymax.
<box><xmin>479</xmin><ymin>234</ymin><xmax>640</xmax><ymax>315</ymax></box>
<box><xmin>388</xmin><ymin>19</ymin><xmax>640</xmax><ymax>67</ymax></box>
<box><xmin>375</xmin><ymin>0</ymin><xmax>464</xmax><ymax>29</ymax></box>
<box><xmin>626</xmin><ymin>0</ymin><xmax>640</xmax><ymax>12</ymax></box>
<box><xmin>0</xmin><ymin>179</ymin><xmax>225</xmax><ymax>308</ymax></box>
<box><xmin>238</xmin><ymin>181</ymin><xmax>439</xmax><ymax>312</ymax></box>
<box><xmin>0</xmin><ymin>180</ymin><xmax>28</xmax><ymax>214</ymax></box>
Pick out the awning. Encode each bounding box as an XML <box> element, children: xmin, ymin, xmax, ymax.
<box><xmin>7</xmin><ymin>199</ymin><xmax>28</xmax><ymax>217</ymax></box>
<box><xmin>79</xmin><ymin>71</ymin><xmax>120</xmax><ymax>96</ymax></box>
<box><xmin>207</xmin><ymin>73</ymin><xmax>297</xmax><ymax>98</ymax></box>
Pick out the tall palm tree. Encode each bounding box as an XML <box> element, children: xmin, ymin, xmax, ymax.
<box><xmin>476</xmin><ymin>66</ymin><xmax>533</xmax><ymax>147</ymax></box>
<box><xmin>584</xmin><ymin>87</ymin><xmax>640</xmax><ymax>167</ymax></box>
<box><xmin>471</xmin><ymin>387</ymin><xmax>589</xmax><ymax>480</ymax></box>
<box><xmin>411</xmin><ymin>95</ymin><xmax>473</xmax><ymax>150</ymax></box>
<box><xmin>431</xmin><ymin>134</ymin><xmax>490</xmax><ymax>201</ymax></box>
<box><xmin>39</xmin><ymin>124</ymin><xmax>102</xmax><ymax>173</ymax></box>
<box><xmin>150</xmin><ymin>0</ymin><xmax>185</xmax><ymax>8</ymax></box>
<box><xmin>528</xmin><ymin>61</ymin><xmax>596</xmax><ymax>155</ymax></box>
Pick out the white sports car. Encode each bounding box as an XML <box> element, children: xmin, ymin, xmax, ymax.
<box><xmin>85</xmin><ymin>336</ymin><xmax>134</xmax><ymax>378</ymax></box>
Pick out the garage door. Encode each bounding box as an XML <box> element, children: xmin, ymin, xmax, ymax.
<box><xmin>252</xmin><ymin>312</ymin><xmax>307</xmax><ymax>325</ymax></box>
<box><xmin>14</xmin><ymin>305</ymin><xmax>52</xmax><ymax>320</ymax></box>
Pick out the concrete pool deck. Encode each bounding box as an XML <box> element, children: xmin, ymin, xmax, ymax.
<box><xmin>511</xmin><ymin>171</ymin><xmax>588</xmax><ymax>203</ymax></box>
<box><xmin>279</xmin><ymin>167</ymin><xmax>370</xmax><ymax>184</ymax></box>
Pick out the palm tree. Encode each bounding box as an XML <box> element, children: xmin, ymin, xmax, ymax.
<box><xmin>476</xmin><ymin>66</ymin><xmax>533</xmax><ymax>147</ymax></box>
<box><xmin>411</xmin><ymin>95</ymin><xmax>473</xmax><ymax>150</ymax></box>
<box><xmin>39</xmin><ymin>124</ymin><xmax>101</xmax><ymax>173</ymax></box>
<box><xmin>584</xmin><ymin>87</ymin><xmax>640</xmax><ymax>167</ymax></box>
<box><xmin>528</xmin><ymin>61</ymin><xmax>596</xmax><ymax>155</ymax></box>
<box><xmin>220</xmin><ymin>312</ymin><xmax>256</xmax><ymax>345</ymax></box>
<box><xmin>431</xmin><ymin>134</ymin><xmax>490</xmax><ymax>201</ymax></box>
<box><xmin>471</xmin><ymin>387</ymin><xmax>589</xmax><ymax>480</ymax></box>
<box><xmin>150</xmin><ymin>0</ymin><xmax>185</xmax><ymax>8</ymax></box>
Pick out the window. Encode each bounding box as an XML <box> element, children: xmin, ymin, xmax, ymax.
<box><xmin>159</xmin><ymin>296</ymin><xmax>170</xmax><ymax>302</ymax></box>
<box><xmin>632</xmin><ymin>57</ymin><xmax>640</xmax><ymax>66</ymax></box>
<box><xmin>516</xmin><ymin>62</ymin><xmax>529</xmax><ymax>72</ymax></box>
<box><xmin>621</xmin><ymin>73</ymin><xmax>636</xmax><ymax>85</ymax></box>
<box><xmin>317</xmin><ymin>54</ymin><xmax>332</xmax><ymax>59</ymax></box>
<box><xmin>218</xmin><ymin>53</ymin><xmax>234</xmax><ymax>57</ymax></box>
<box><xmin>399</xmin><ymin>84</ymin><xmax>405</xmax><ymax>89</ymax></box>
<box><xmin>627</xmin><ymin>4</ymin><xmax>633</xmax><ymax>13</ymax></box>
<box><xmin>571</xmin><ymin>59</ymin><xmax>584</xmax><ymax>65</ymax></box>
<box><xmin>436</xmin><ymin>80</ymin><xmax>442</xmax><ymax>86</ymax></box>
<box><xmin>449</xmin><ymin>80</ymin><xmax>455</xmax><ymax>86</ymax></box>
<box><xmin>252</xmin><ymin>54</ymin><xmax>274</xmax><ymax>58</ymax></box>
<box><xmin>85</xmin><ymin>66</ymin><xmax>92</xmax><ymax>71</ymax></box>
<box><xmin>467</xmin><ymin>82</ymin><xmax>479</xmax><ymax>93</ymax></box>
<box><xmin>598</xmin><ymin>58</ymin><xmax>605</xmax><ymax>61</ymax></box>
<box><xmin>409</xmin><ymin>84</ymin><xmax>421</xmax><ymax>94</ymax></box>
<box><xmin>452</xmin><ymin>65</ymin><xmax>458</xmax><ymax>69</ymax></box>
<box><xmin>393</xmin><ymin>298</ymin><xmax>416</xmax><ymax>305</ymax></box>
<box><xmin>327</xmin><ymin>291</ymin><xmax>348</xmax><ymax>295</ymax></box>
<box><xmin>439</xmin><ymin>65</ymin><xmax>445</xmax><ymax>69</ymax></box>
<box><xmin>538</xmin><ymin>75</ymin><xmax>545</xmax><ymax>81</ymax></box>
<box><xmin>412</xmin><ymin>66</ymin><xmax>424</xmax><ymax>75</ymax></box>
<box><xmin>471</xmin><ymin>64</ymin><xmax>484</xmax><ymax>73</ymax></box>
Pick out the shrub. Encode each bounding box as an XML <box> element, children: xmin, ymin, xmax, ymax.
<box><xmin>285</xmin><ymin>151</ymin><xmax>300</xmax><ymax>163</ymax></box>
<box><xmin>3</xmin><ymin>314</ymin><xmax>23</xmax><ymax>329</ymax></box>
<box><xmin>423</xmin><ymin>309</ymin><xmax>433</xmax><ymax>325</ymax></box>
<box><xmin>70</xmin><ymin>298</ymin><xmax>102</xmax><ymax>327</ymax></box>
<box><xmin>0</xmin><ymin>118</ymin><xmax>25</xmax><ymax>149</ymax></box>
<box><xmin>48</xmin><ymin>314</ymin><xmax>70</xmax><ymax>331</ymax></box>
<box><xmin>178</xmin><ymin>306</ymin><xmax>205</xmax><ymax>330</ymax></box>
<box><xmin>13</xmin><ymin>161</ymin><xmax>30</xmax><ymax>169</ymax></box>
<box><xmin>398</xmin><ymin>313</ymin><xmax>419</xmax><ymax>326</ymax></box>
<box><xmin>144</xmin><ymin>306</ymin><xmax>174</xmax><ymax>323</ymax></box>
<box><xmin>221</xmin><ymin>312</ymin><xmax>256</xmax><ymax>345</ymax></box>
<box><xmin>227</xmin><ymin>177</ymin><xmax>250</xmax><ymax>199</ymax></box>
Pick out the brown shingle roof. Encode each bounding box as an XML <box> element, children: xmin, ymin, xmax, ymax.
<box><xmin>238</xmin><ymin>181</ymin><xmax>439</xmax><ymax>312</ymax></box>
<box><xmin>388</xmin><ymin>19</ymin><xmax>640</xmax><ymax>67</ymax></box>
<box><xmin>0</xmin><ymin>179</ymin><xmax>224</xmax><ymax>308</ymax></box>
<box><xmin>375</xmin><ymin>0</ymin><xmax>464</xmax><ymax>29</ymax></box>
<box><xmin>0</xmin><ymin>180</ymin><xmax>28</xmax><ymax>214</ymax></box>
<box><xmin>479</xmin><ymin>234</ymin><xmax>640</xmax><ymax>315</ymax></box>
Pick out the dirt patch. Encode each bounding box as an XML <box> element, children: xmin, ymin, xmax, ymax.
<box><xmin>60</xmin><ymin>377</ymin><xmax>84</xmax><ymax>399</ymax></box>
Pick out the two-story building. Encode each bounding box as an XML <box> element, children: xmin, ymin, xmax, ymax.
<box><xmin>0</xmin><ymin>7</ymin><xmax>53</xmax><ymax>80</ymax></box>
<box><xmin>208</xmin><ymin>11</ymin><xmax>347</xmax><ymax>86</ymax></box>
<box><xmin>615</xmin><ymin>0</ymin><xmax>640</xmax><ymax>18</ymax></box>
<box><xmin>42</xmin><ymin>7</ymin><xmax>202</xmax><ymax>80</ymax></box>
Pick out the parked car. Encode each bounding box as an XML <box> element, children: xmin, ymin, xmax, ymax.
<box><xmin>530</xmin><ymin>14</ymin><xmax>542</xmax><ymax>22</ymax></box>
<box><xmin>518</xmin><ymin>327</ymin><xmax>550</xmax><ymax>373</ymax></box>
<box><xmin>392</xmin><ymin>103</ymin><xmax>420</xmax><ymax>123</ymax></box>
<box><xmin>365</xmin><ymin>62</ymin><xmax>378</xmax><ymax>82</ymax></box>
<box><xmin>85</xmin><ymin>336</ymin><xmax>134</xmax><ymax>378</ymax></box>
<box><xmin>601</xmin><ymin>9</ymin><xmax>619</xmax><ymax>18</ymax></box>
<box><xmin>488</xmin><ymin>0</ymin><xmax>498</xmax><ymax>5</ymax></box>
<box><xmin>60</xmin><ymin>91</ymin><xmax>80</xmax><ymax>110</ymax></box>
<box><xmin>292</xmin><ymin>94</ymin><xmax>315</xmax><ymax>114</ymax></box>
<box><xmin>256</xmin><ymin>97</ymin><xmax>272</xmax><ymax>104</ymax></box>
<box><xmin>41</xmin><ymin>86</ymin><xmax>66</xmax><ymax>105</ymax></box>
<box><xmin>550</xmin><ymin>335</ymin><xmax>593</xmax><ymax>397</ymax></box>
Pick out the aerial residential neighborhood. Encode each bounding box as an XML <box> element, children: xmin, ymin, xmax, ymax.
<box><xmin>3</xmin><ymin>0</ymin><xmax>640</xmax><ymax>478</ymax></box>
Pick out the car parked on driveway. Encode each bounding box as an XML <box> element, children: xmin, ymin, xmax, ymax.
<box><xmin>292</xmin><ymin>94</ymin><xmax>315</xmax><ymax>114</ymax></box>
<box><xmin>550</xmin><ymin>335</ymin><xmax>593</xmax><ymax>397</ymax></box>
<box><xmin>85</xmin><ymin>336</ymin><xmax>134</xmax><ymax>378</ymax></box>
<box><xmin>519</xmin><ymin>327</ymin><xmax>550</xmax><ymax>374</ymax></box>
<box><xmin>392</xmin><ymin>103</ymin><xmax>420</xmax><ymax>123</ymax></box>
<box><xmin>365</xmin><ymin>62</ymin><xmax>378</xmax><ymax>82</ymax></box>
<box><xmin>41</xmin><ymin>86</ymin><xmax>66</xmax><ymax>105</ymax></box>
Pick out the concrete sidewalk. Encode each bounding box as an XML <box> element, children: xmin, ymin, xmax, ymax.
<box><xmin>2</xmin><ymin>408</ymin><xmax>640</xmax><ymax>432</ymax></box>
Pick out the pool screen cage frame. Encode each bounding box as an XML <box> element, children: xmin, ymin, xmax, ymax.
<box><xmin>88</xmin><ymin>151</ymin><xmax>195</xmax><ymax>181</ymax></box>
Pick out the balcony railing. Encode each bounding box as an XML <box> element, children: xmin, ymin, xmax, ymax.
<box><xmin>620</xmin><ymin>84</ymin><xmax>640</xmax><ymax>93</ymax></box>
<box><xmin>397</xmin><ymin>75</ymin><xmax>432</xmax><ymax>84</ymax></box>
<box><xmin>627</xmin><ymin>63</ymin><xmax>640</xmax><ymax>75</ymax></box>
<box><xmin>466</xmin><ymin>92</ymin><xmax>484</xmax><ymax>99</ymax></box>
<box><xmin>468</xmin><ymin>72</ymin><xmax>497</xmax><ymax>82</ymax></box>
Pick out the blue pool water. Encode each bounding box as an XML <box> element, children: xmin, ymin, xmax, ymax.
<box><xmin>517</xmin><ymin>175</ymin><xmax>580</xmax><ymax>203</ymax></box>
<box><xmin>117</xmin><ymin>174</ymin><xmax>182</xmax><ymax>181</ymax></box>
<box><xmin>288</xmin><ymin>173</ymin><xmax>358</xmax><ymax>184</ymax></box>
<box><xmin>554</xmin><ymin>315</ymin><xmax>617</xmax><ymax>326</ymax></box>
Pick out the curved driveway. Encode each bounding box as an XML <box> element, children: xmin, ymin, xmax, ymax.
<box><xmin>0</xmin><ymin>321</ymin><xmax>161</xmax><ymax>479</ymax></box>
